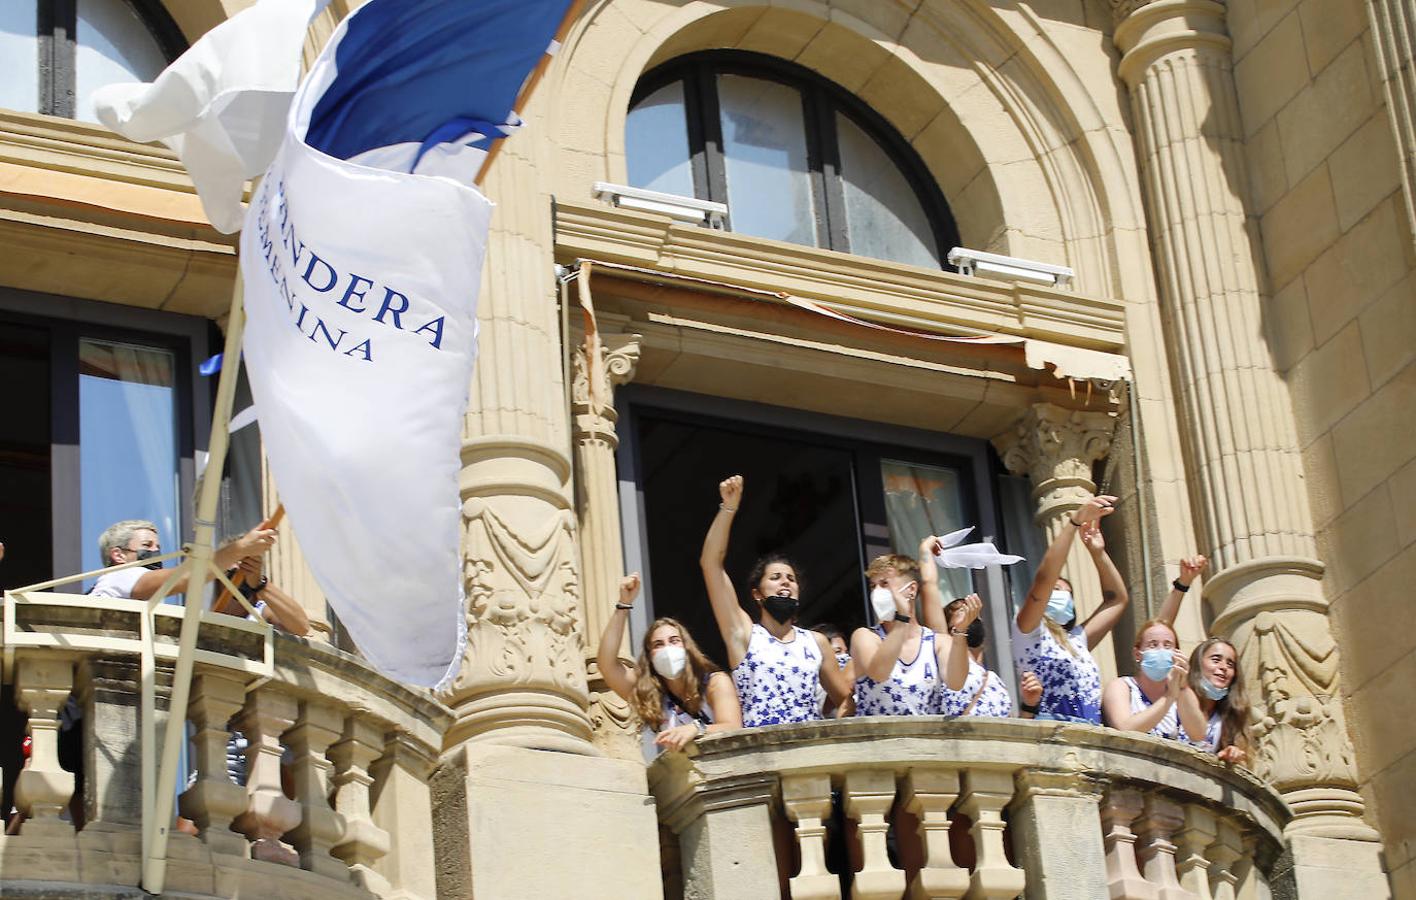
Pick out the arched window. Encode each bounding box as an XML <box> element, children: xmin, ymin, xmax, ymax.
<box><xmin>0</xmin><ymin>0</ymin><xmax>184</xmax><ymax>123</ymax></box>
<box><xmin>626</xmin><ymin>52</ymin><xmax>958</xmax><ymax>270</ymax></box>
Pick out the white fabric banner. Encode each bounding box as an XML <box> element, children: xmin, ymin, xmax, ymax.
<box><xmin>92</xmin><ymin>0</ymin><xmax>328</xmax><ymax>233</ymax></box>
<box><xmin>235</xmin><ymin>50</ymin><xmax>488</xmax><ymax>689</ymax></box>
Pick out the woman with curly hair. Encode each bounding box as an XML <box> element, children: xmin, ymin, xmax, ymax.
<box><xmin>596</xmin><ymin>573</ymin><xmax>742</xmax><ymax>754</ymax></box>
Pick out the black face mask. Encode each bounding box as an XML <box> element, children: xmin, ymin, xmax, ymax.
<box><xmin>135</xmin><ymin>548</ymin><xmax>164</xmax><ymax>570</ymax></box>
<box><xmin>966</xmin><ymin>618</ymin><xmax>986</xmax><ymax>649</ymax></box>
<box><xmin>761</xmin><ymin>595</ymin><xmax>800</xmax><ymax>624</ymax></box>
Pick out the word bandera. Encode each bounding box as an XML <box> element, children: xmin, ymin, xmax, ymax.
<box><xmin>255</xmin><ymin>181</ymin><xmax>447</xmax><ymax>363</ymax></box>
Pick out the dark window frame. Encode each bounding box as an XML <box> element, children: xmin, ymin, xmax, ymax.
<box><xmin>28</xmin><ymin>0</ymin><xmax>185</xmax><ymax>119</ymax></box>
<box><xmin>629</xmin><ymin>50</ymin><xmax>961</xmax><ymax>266</ymax></box>
<box><xmin>0</xmin><ymin>287</ymin><xmax>212</xmax><ymax>582</ymax></box>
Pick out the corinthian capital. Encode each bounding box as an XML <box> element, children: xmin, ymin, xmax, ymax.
<box><xmin>571</xmin><ymin>333</ymin><xmax>642</xmax><ymax>414</ymax></box>
<box><xmin>993</xmin><ymin>403</ymin><xmax>1117</xmax><ymax>506</ymax></box>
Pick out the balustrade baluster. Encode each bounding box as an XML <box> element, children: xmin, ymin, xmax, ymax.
<box><xmin>330</xmin><ymin>712</ymin><xmax>392</xmax><ymax>893</ymax></box>
<box><xmin>232</xmin><ymin>690</ymin><xmax>301</xmax><ymax>865</ymax></box>
<box><xmin>1175</xmin><ymin>804</ymin><xmax>1217</xmax><ymax>900</ymax></box>
<box><xmin>1205</xmin><ymin>817</ymin><xmax>1244</xmax><ymax>900</ymax></box>
<box><xmin>285</xmin><ymin>699</ymin><xmax>348</xmax><ymax>878</ymax></box>
<box><xmin>844</xmin><ymin>769</ymin><xmax>906</xmax><ymax>899</ymax></box>
<box><xmin>13</xmin><ymin>654</ymin><xmax>77</xmax><ymax>838</ymax></box>
<box><xmin>1135</xmin><ymin>794</ymin><xmax>1198</xmax><ymax>900</ymax></box>
<box><xmin>957</xmin><ymin>769</ymin><xmax>1024</xmax><ymax>900</ymax></box>
<box><xmin>178</xmin><ymin>670</ymin><xmax>250</xmax><ymax>856</ymax></box>
<box><xmin>1102</xmin><ymin>787</ymin><xmax>1156</xmax><ymax>900</ymax></box>
<box><xmin>900</xmin><ymin>769</ymin><xmax>969</xmax><ymax>899</ymax></box>
<box><xmin>782</xmin><ymin>773</ymin><xmax>839</xmax><ymax>900</ymax></box>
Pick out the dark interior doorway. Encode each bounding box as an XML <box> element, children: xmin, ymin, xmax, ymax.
<box><xmin>637</xmin><ymin>411</ymin><xmax>867</xmax><ymax>669</ymax></box>
<box><xmin>0</xmin><ymin>322</ymin><xmax>53</xmax><ymax>591</ymax></box>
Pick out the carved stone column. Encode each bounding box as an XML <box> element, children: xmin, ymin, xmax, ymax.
<box><xmin>994</xmin><ymin>402</ymin><xmax>1119</xmax><ymax>678</ymax></box>
<box><xmin>1112</xmin><ymin>0</ymin><xmax>1388</xmax><ymax>890</ymax></box>
<box><xmin>1009</xmin><ymin>768</ymin><xmax>1109</xmax><ymax>900</ymax></box>
<box><xmin>1366</xmin><ymin>0</ymin><xmax>1416</xmax><ymax>253</ymax></box>
<box><xmin>571</xmin><ymin>328</ymin><xmax>642</xmax><ymax>761</ymax></box>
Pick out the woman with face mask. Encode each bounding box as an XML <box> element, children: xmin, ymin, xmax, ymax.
<box><xmin>596</xmin><ymin>572</ymin><xmax>743</xmax><ymax>755</ymax></box>
<box><xmin>850</xmin><ymin>554</ymin><xmax>940</xmax><ymax>716</ymax></box>
<box><xmin>1184</xmin><ymin>637</ymin><xmax>1250</xmax><ymax>764</ymax></box>
<box><xmin>700</xmin><ymin>475</ymin><xmax>854</xmax><ymax>727</ymax></box>
<box><xmin>1011</xmin><ymin>494</ymin><xmax>1128</xmax><ymax>723</ymax></box>
<box><xmin>1101</xmin><ymin>619</ymin><xmax>1208</xmax><ymax>741</ymax></box>
<box><xmin>931</xmin><ymin>594</ymin><xmax>1015</xmax><ymax>717</ymax></box>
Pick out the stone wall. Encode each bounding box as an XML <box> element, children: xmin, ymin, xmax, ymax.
<box><xmin>1229</xmin><ymin>0</ymin><xmax>1416</xmax><ymax>894</ymax></box>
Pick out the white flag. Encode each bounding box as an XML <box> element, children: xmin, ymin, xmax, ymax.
<box><xmin>933</xmin><ymin>526</ymin><xmax>1025</xmax><ymax>570</ymax></box>
<box><xmin>92</xmin><ymin>0</ymin><xmax>329</xmax><ymax>234</ymax></box>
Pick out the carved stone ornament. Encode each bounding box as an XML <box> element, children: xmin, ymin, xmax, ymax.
<box><xmin>994</xmin><ymin>403</ymin><xmax>1116</xmax><ymax>519</ymax></box>
<box><xmin>1241</xmin><ymin>611</ymin><xmax>1358</xmax><ymax>791</ymax></box>
<box><xmin>451</xmin><ymin>498</ymin><xmax>588</xmax><ymax>697</ymax></box>
<box><xmin>571</xmin><ymin>333</ymin><xmax>642</xmax><ymax>417</ymax></box>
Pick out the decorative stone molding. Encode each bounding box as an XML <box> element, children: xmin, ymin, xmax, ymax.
<box><xmin>571</xmin><ymin>328</ymin><xmax>643</xmax><ymax>761</ymax></box>
<box><xmin>1113</xmin><ymin>0</ymin><xmax>1378</xmax><ymax>855</ymax></box>
<box><xmin>1366</xmin><ymin>0</ymin><xmax>1416</xmax><ymax>253</ymax></box>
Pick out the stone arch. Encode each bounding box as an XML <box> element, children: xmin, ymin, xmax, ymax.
<box><xmin>547</xmin><ymin>0</ymin><xmax>1149</xmax><ymax>299</ymax></box>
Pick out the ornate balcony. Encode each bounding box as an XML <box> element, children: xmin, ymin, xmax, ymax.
<box><xmin>1</xmin><ymin>591</ymin><xmax>448</xmax><ymax>899</ymax></box>
<box><xmin>650</xmin><ymin>718</ymin><xmax>1288</xmax><ymax>900</ymax></box>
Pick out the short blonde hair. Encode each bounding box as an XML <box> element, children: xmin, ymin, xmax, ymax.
<box><xmin>98</xmin><ymin>519</ymin><xmax>158</xmax><ymax>565</ymax></box>
<box><xmin>866</xmin><ymin>553</ymin><xmax>919</xmax><ymax>582</ymax></box>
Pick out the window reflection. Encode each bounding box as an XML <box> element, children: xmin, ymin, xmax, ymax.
<box><xmin>75</xmin><ymin>0</ymin><xmax>169</xmax><ymax>123</ymax></box>
<box><xmin>626</xmin><ymin>81</ymin><xmax>695</xmax><ymax>198</ymax></box>
<box><xmin>717</xmin><ymin>75</ymin><xmax>818</xmax><ymax>247</ymax></box>
<box><xmin>837</xmin><ymin>112</ymin><xmax>940</xmax><ymax>269</ymax></box>
<box><xmin>880</xmin><ymin>459</ymin><xmax>971</xmax><ymax>600</ymax></box>
<box><xmin>78</xmin><ymin>339</ymin><xmax>179</xmax><ymax>580</ymax></box>
<box><xmin>0</xmin><ymin>2</ymin><xmax>39</xmax><ymax>114</ymax></box>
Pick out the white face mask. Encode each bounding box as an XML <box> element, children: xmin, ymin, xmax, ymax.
<box><xmin>651</xmin><ymin>645</ymin><xmax>687</xmax><ymax>679</ymax></box>
<box><xmin>870</xmin><ymin>586</ymin><xmax>896</xmax><ymax>622</ymax></box>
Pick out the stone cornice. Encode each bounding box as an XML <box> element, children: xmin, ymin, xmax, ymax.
<box><xmin>553</xmin><ymin>200</ymin><xmax>1127</xmax><ymax>353</ymax></box>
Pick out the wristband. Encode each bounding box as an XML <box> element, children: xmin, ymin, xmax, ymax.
<box><xmin>949</xmin><ymin>627</ymin><xmax>967</xmax><ymax>637</ymax></box>
<box><xmin>238</xmin><ymin>576</ymin><xmax>268</xmax><ymax>601</ymax></box>
<box><xmin>1069</xmin><ymin>517</ymin><xmax>1082</xmax><ymax>527</ymax></box>
<box><xmin>1020</xmin><ymin>701</ymin><xmax>1040</xmax><ymax>715</ymax></box>
<box><xmin>694</xmin><ymin>719</ymin><xmax>706</xmax><ymax>736</ymax></box>
<box><xmin>615</xmin><ymin>602</ymin><xmax>634</xmax><ymax>611</ymax></box>
<box><xmin>719</xmin><ymin>504</ymin><xmax>738</xmax><ymax>512</ymax></box>
<box><xmin>1172</xmin><ymin>579</ymin><xmax>1191</xmax><ymax>593</ymax></box>
<box><xmin>893</xmin><ymin>612</ymin><xmax>912</xmax><ymax>624</ymax></box>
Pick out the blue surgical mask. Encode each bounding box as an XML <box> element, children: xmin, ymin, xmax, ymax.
<box><xmin>1045</xmin><ymin>590</ymin><xmax>1074</xmax><ymax>625</ymax></box>
<box><xmin>1139</xmin><ymin>648</ymin><xmax>1174</xmax><ymax>681</ymax></box>
<box><xmin>1199</xmin><ymin>677</ymin><xmax>1230</xmax><ymax>701</ymax></box>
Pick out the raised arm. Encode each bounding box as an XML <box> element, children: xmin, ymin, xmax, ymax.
<box><xmin>943</xmin><ymin>595</ymin><xmax>981</xmax><ymax>691</ymax></box>
<box><xmin>1156</xmin><ymin>555</ymin><xmax>1208</xmax><ymax>627</ymax></box>
<box><xmin>596</xmin><ymin>573</ymin><xmax>642</xmax><ymax>701</ymax></box>
<box><xmin>699</xmin><ymin>475</ymin><xmax>754</xmax><ymax>667</ymax></box>
<box><xmin>131</xmin><ymin>526</ymin><xmax>277</xmax><ymax>601</ymax></box>
<box><xmin>1017</xmin><ymin>494</ymin><xmax>1116</xmax><ymax>634</ymax></box>
<box><xmin>917</xmin><ymin>536</ymin><xmax>946</xmax><ymax>632</ymax></box>
<box><xmin>1079</xmin><ymin>520</ymin><xmax>1129</xmax><ymax>650</ymax></box>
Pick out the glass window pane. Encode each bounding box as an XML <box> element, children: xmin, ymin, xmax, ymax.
<box><xmin>880</xmin><ymin>459</ymin><xmax>971</xmax><ymax>599</ymax></box>
<box><xmin>998</xmin><ymin>472</ymin><xmax>1048</xmax><ymax>615</ymax></box>
<box><xmin>79</xmin><ymin>339</ymin><xmax>179</xmax><ymax>580</ymax></box>
<box><xmin>836</xmin><ymin>112</ymin><xmax>940</xmax><ymax>269</ymax></box>
<box><xmin>717</xmin><ymin>74</ymin><xmax>817</xmax><ymax>247</ymax></box>
<box><xmin>0</xmin><ymin>2</ymin><xmax>39</xmax><ymax>114</ymax></box>
<box><xmin>75</xmin><ymin>0</ymin><xmax>169</xmax><ymax>123</ymax></box>
<box><xmin>626</xmin><ymin>80</ymin><xmax>695</xmax><ymax>199</ymax></box>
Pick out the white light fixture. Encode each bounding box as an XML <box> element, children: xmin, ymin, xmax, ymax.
<box><xmin>947</xmin><ymin>246</ymin><xmax>1074</xmax><ymax>289</ymax></box>
<box><xmin>593</xmin><ymin>181</ymin><xmax>728</xmax><ymax>228</ymax></box>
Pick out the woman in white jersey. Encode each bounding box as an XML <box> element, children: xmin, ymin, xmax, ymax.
<box><xmin>1102</xmin><ymin>618</ymin><xmax>1207</xmax><ymax>742</ymax></box>
<box><xmin>700</xmin><ymin>475</ymin><xmax>853</xmax><ymax>727</ymax></box>
<box><xmin>597</xmin><ymin>573</ymin><xmax>742</xmax><ymax>754</ymax></box>
<box><xmin>851</xmin><ymin>553</ymin><xmax>941</xmax><ymax>716</ymax></box>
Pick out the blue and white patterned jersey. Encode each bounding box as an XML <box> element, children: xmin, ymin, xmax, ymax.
<box><xmin>1116</xmin><ymin>675</ymin><xmax>1183</xmax><ymax>740</ymax></box>
<box><xmin>939</xmin><ymin>657</ymin><xmax>1013</xmax><ymax>718</ymax></box>
<box><xmin>854</xmin><ymin>626</ymin><xmax>940</xmax><ymax>717</ymax></box>
<box><xmin>733</xmin><ymin>624</ymin><xmax>823</xmax><ymax>727</ymax></box>
<box><xmin>1011</xmin><ymin>619</ymin><xmax>1102</xmax><ymax>723</ymax></box>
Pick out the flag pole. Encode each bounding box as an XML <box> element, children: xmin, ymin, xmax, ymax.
<box><xmin>142</xmin><ymin>239</ymin><xmax>252</xmax><ymax>894</ymax></box>
<box><xmin>472</xmin><ymin>0</ymin><xmax>587</xmax><ymax>187</ymax></box>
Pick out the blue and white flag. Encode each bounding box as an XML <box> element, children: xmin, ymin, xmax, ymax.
<box><xmin>97</xmin><ymin>0</ymin><xmax>577</xmax><ymax>688</ymax></box>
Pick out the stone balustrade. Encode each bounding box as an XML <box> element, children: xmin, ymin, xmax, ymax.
<box><xmin>649</xmin><ymin>718</ymin><xmax>1288</xmax><ymax>900</ymax></box>
<box><xmin>1</xmin><ymin>590</ymin><xmax>448</xmax><ymax>899</ymax></box>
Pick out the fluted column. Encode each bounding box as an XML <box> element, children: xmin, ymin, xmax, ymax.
<box><xmin>1366</xmin><ymin>0</ymin><xmax>1416</xmax><ymax>252</ymax></box>
<box><xmin>443</xmin><ymin>138</ymin><xmax>596</xmax><ymax>755</ymax></box>
<box><xmin>994</xmin><ymin>402</ymin><xmax>1119</xmax><ymax>678</ymax></box>
<box><xmin>1112</xmin><ymin>0</ymin><xmax>1380</xmax><ymax>849</ymax></box>
<box><xmin>571</xmin><ymin>326</ymin><xmax>642</xmax><ymax>761</ymax></box>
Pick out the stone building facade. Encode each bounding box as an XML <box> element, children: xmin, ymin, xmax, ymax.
<box><xmin>0</xmin><ymin>0</ymin><xmax>1412</xmax><ymax>898</ymax></box>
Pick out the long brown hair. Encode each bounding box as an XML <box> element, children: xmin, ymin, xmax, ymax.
<box><xmin>631</xmin><ymin>617</ymin><xmax>722</xmax><ymax>731</ymax></box>
<box><xmin>1187</xmin><ymin>637</ymin><xmax>1251</xmax><ymax>755</ymax></box>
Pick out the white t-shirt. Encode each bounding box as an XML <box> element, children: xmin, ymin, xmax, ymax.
<box><xmin>90</xmin><ymin>567</ymin><xmax>144</xmax><ymax>599</ymax></box>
